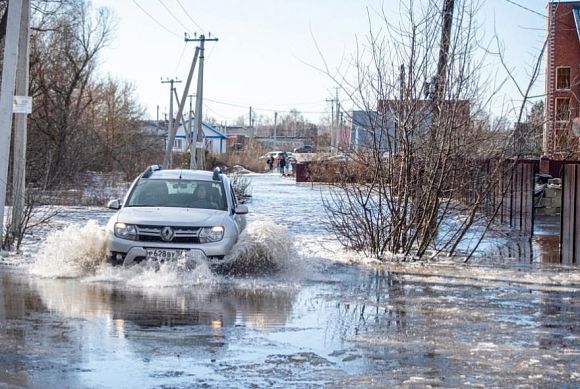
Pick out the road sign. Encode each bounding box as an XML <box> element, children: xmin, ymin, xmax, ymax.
<box><xmin>13</xmin><ymin>95</ymin><xmax>32</xmax><ymax>114</ymax></box>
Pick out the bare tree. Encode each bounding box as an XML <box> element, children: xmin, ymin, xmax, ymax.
<box><xmin>27</xmin><ymin>0</ymin><xmax>113</xmax><ymax>188</ymax></box>
<box><xmin>320</xmin><ymin>0</ymin><xmax>543</xmax><ymax>260</ymax></box>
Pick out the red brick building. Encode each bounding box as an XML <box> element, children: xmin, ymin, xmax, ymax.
<box><xmin>544</xmin><ymin>1</ymin><xmax>580</xmax><ymax>155</ymax></box>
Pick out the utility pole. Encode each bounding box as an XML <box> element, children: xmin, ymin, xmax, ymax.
<box><xmin>10</xmin><ymin>0</ymin><xmax>31</xmax><ymax>243</ymax></box>
<box><xmin>185</xmin><ymin>33</ymin><xmax>218</xmax><ymax>170</ymax></box>
<box><xmin>188</xmin><ymin>94</ymin><xmax>194</xmax><ymax>168</ymax></box>
<box><xmin>247</xmin><ymin>106</ymin><xmax>253</xmax><ymax>157</ymax></box>
<box><xmin>326</xmin><ymin>96</ymin><xmax>337</xmax><ymax>153</ymax></box>
<box><xmin>274</xmin><ymin>111</ymin><xmax>278</xmax><ymax>149</ymax></box>
<box><xmin>172</xmin><ymin>89</ymin><xmax>194</xmax><ymax>149</ymax></box>
<box><xmin>162</xmin><ymin>37</ymin><xmax>201</xmax><ymax>170</ymax></box>
<box><xmin>339</xmin><ymin>111</ymin><xmax>344</xmax><ymax>148</ymax></box>
<box><xmin>335</xmin><ymin>89</ymin><xmax>340</xmax><ymax>151</ymax></box>
<box><xmin>0</xmin><ymin>0</ymin><xmax>24</xmax><ymax>247</ymax></box>
<box><xmin>434</xmin><ymin>0</ymin><xmax>455</xmax><ymax>102</ymax></box>
<box><xmin>292</xmin><ymin>110</ymin><xmax>297</xmax><ymax>138</ymax></box>
<box><xmin>161</xmin><ymin>78</ymin><xmax>181</xmax><ymax>168</ymax></box>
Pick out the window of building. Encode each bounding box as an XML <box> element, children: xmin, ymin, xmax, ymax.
<box><xmin>556</xmin><ymin>67</ymin><xmax>571</xmax><ymax>90</ymax></box>
<box><xmin>555</xmin><ymin>98</ymin><xmax>571</xmax><ymax>122</ymax></box>
<box><xmin>173</xmin><ymin>138</ymin><xmax>183</xmax><ymax>151</ymax></box>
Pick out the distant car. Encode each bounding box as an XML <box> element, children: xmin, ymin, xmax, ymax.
<box><xmin>293</xmin><ymin>145</ymin><xmax>315</xmax><ymax>153</ymax></box>
<box><xmin>105</xmin><ymin>165</ymin><xmax>248</xmax><ymax>266</ymax></box>
<box><xmin>260</xmin><ymin>151</ymin><xmax>294</xmax><ymax>163</ymax></box>
<box><xmin>260</xmin><ymin>151</ymin><xmax>283</xmax><ymax>159</ymax></box>
<box><xmin>327</xmin><ymin>153</ymin><xmax>353</xmax><ymax>162</ymax></box>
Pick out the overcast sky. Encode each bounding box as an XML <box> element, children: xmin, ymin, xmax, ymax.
<box><xmin>91</xmin><ymin>0</ymin><xmax>551</xmax><ymax>125</ymax></box>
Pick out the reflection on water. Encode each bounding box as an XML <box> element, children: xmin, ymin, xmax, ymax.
<box><xmin>325</xmin><ymin>266</ymin><xmax>580</xmax><ymax>387</ymax></box>
<box><xmin>27</xmin><ymin>275</ymin><xmax>297</xmax><ymax>330</ymax></box>
<box><xmin>0</xmin><ymin>174</ymin><xmax>578</xmax><ymax>387</ymax></box>
<box><xmin>0</xmin><ymin>269</ymin><xmax>299</xmax><ymax>388</ymax></box>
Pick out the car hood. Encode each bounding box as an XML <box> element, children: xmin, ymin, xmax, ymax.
<box><xmin>115</xmin><ymin>206</ymin><xmax>227</xmax><ymax>227</ymax></box>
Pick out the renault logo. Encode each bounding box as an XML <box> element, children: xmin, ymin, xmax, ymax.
<box><xmin>160</xmin><ymin>226</ymin><xmax>175</xmax><ymax>242</ymax></box>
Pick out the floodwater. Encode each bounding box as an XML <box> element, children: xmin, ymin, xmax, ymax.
<box><xmin>0</xmin><ymin>174</ymin><xmax>579</xmax><ymax>388</ymax></box>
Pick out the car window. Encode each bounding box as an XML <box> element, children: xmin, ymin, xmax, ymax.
<box><xmin>126</xmin><ymin>179</ymin><xmax>227</xmax><ymax>210</ymax></box>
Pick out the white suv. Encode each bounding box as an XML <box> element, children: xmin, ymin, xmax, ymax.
<box><xmin>105</xmin><ymin>165</ymin><xmax>248</xmax><ymax>265</ymax></box>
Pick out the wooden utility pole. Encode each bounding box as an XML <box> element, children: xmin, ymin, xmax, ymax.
<box><xmin>161</xmin><ymin>78</ymin><xmax>181</xmax><ymax>168</ymax></box>
<box><xmin>185</xmin><ymin>33</ymin><xmax>218</xmax><ymax>170</ymax></box>
<box><xmin>10</xmin><ymin>0</ymin><xmax>31</xmax><ymax>243</ymax></box>
<box><xmin>434</xmin><ymin>0</ymin><xmax>455</xmax><ymax>101</ymax></box>
<box><xmin>0</xmin><ymin>0</ymin><xmax>24</xmax><ymax>247</ymax></box>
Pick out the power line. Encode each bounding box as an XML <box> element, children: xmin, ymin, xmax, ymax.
<box><xmin>132</xmin><ymin>0</ymin><xmax>182</xmax><ymax>38</ymax></box>
<box><xmin>503</xmin><ymin>0</ymin><xmax>546</xmax><ymax>19</ymax></box>
<box><xmin>204</xmin><ymin>96</ymin><xmax>330</xmax><ymax>114</ymax></box>
<box><xmin>204</xmin><ymin>103</ymin><xmax>234</xmax><ymax>121</ymax></box>
<box><xmin>173</xmin><ymin>42</ymin><xmax>188</xmax><ymax>75</ymax></box>
<box><xmin>158</xmin><ymin>0</ymin><xmax>191</xmax><ymax>33</ymax></box>
<box><xmin>175</xmin><ymin>0</ymin><xmax>206</xmax><ymax>32</ymax></box>
<box><xmin>205</xmin><ymin>42</ymin><xmax>216</xmax><ymax>63</ymax></box>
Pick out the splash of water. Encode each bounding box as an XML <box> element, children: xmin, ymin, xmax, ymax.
<box><xmin>218</xmin><ymin>220</ymin><xmax>294</xmax><ymax>275</ymax></box>
<box><xmin>28</xmin><ymin>217</ymin><xmax>297</xmax><ymax>284</ymax></box>
<box><xmin>86</xmin><ymin>256</ymin><xmax>217</xmax><ymax>292</ymax></box>
<box><xmin>29</xmin><ymin>220</ymin><xmax>107</xmax><ymax>278</ymax></box>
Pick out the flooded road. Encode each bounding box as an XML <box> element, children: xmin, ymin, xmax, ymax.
<box><xmin>0</xmin><ymin>174</ymin><xmax>579</xmax><ymax>388</ymax></box>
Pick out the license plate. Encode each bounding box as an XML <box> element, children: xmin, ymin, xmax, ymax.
<box><xmin>146</xmin><ymin>249</ymin><xmax>186</xmax><ymax>261</ymax></box>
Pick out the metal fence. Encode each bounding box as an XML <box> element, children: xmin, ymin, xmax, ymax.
<box><xmin>560</xmin><ymin>163</ymin><xmax>580</xmax><ymax>264</ymax></box>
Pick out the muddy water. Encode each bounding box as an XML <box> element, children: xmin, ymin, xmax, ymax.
<box><xmin>0</xmin><ymin>174</ymin><xmax>578</xmax><ymax>388</ymax></box>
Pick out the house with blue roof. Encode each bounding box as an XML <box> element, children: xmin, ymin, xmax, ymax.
<box><xmin>164</xmin><ymin>118</ymin><xmax>227</xmax><ymax>154</ymax></box>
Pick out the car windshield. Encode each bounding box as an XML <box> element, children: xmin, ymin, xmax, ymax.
<box><xmin>126</xmin><ymin>179</ymin><xmax>227</xmax><ymax>210</ymax></box>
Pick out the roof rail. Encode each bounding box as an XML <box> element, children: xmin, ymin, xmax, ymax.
<box><xmin>142</xmin><ymin>164</ymin><xmax>162</xmax><ymax>178</ymax></box>
<box><xmin>212</xmin><ymin>167</ymin><xmax>222</xmax><ymax>181</ymax></box>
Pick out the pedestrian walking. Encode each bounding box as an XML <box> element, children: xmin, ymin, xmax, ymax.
<box><xmin>279</xmin><ymin>154</ymin><xmax>287</xmax><ymax>176</ymax></box>
<box><xmin>267</xmin><ymin>155</ymin><xmax>274</xmax><ymax>171</ymax></box>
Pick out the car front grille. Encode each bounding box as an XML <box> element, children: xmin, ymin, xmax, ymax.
<box><xmin>136</xmin><ymin>225</ymin><xmax>202</xmax><ymax>243</ymax></box>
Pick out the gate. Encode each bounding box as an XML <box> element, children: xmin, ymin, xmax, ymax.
<box><xmin>560</xmin><ymin>163</ymin><xmax>580</xmax><ymax>264</ymax></box>
<box><xmin>493</xmin><ymin>160</ymin><xmax>536</xmax><ymax>236</ymax></box>
<box><xmin>507</xmin><ymin>161</ymin><xmax>536</xmax><ymax>235</ymax></box>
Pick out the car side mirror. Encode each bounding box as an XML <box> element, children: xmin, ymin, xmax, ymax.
<box><xmin>107</xmin><ymin>199</ymin><xmax>121</xmax><ymax>210</ymax></box>
<box><xmin>234</xmin><ymin>205</ymin><xmax>248</xmax><ymax>215</ymax></box>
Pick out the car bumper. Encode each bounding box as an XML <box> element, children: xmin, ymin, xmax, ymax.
<box><xmin>105</xmin><ymin>231</ymin><xmax>237</xmax><ymax>266</ymax></box>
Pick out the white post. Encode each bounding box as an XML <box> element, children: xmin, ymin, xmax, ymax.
<box><xmin>10</xmin><ymin>0</ymin><xmax>31</xmax><ymax>242</ymax></box>
<box><xmin>0</xmin><ymin>0</ymin><xmax>24</xmax><ymax>247</ymax></box>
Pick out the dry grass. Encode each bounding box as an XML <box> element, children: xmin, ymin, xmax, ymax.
<box><xmin>210</xmin><ymin>152</ymin><xmax>270</xmax><ymax>173</ymax></box>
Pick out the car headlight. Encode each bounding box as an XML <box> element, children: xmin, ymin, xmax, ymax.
<box><xmin>114</xmin><ymin>222</ymin><xmax>138</xmax><ymax>240</ymax></box>
<box><xmin>199</xmin><ymin>226</ymin><xmax>224</xmax><ymax>243</ymax></box>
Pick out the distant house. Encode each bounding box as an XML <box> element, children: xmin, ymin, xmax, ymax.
<box><xmin>138</xmin><ymin>120</ymin><xmax>165</xmax><ymax>136</ymax></box>
<box><xmin>349</xmin><ymin>100</ymin><xmax>469</xmax><ymax>153</ymax></box>
<box><xmin>349</xmin><ymin>110</ymin><xmax>386</xmax><ymax>151</ymax></box>
<box><xmin>164</xmin><ymin>119</ymin><xmax>227</xmax><ymax>154</ymax></box>
<box><xmin>544</xmin><ymin>1</ymin><xmax>580</xmax><ymax>155</ymax></box>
